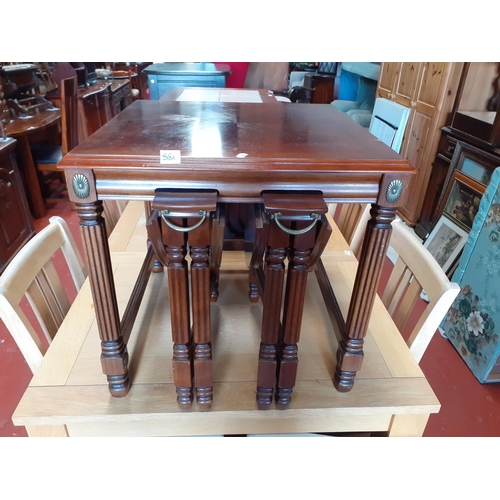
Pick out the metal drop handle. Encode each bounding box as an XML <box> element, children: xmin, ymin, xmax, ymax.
<box><xmin>160</xmin><ymin>209</ymin><xmax>207</xmax><ymax>233</ymax></box>
<box><xmin>272</xmin><ymin>212</ymin><xmax>320</xmax><ymax>235</ymax></box>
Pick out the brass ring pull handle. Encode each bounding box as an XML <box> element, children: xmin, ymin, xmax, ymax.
<box><xmin>272</xmin><ymin>212</ymin><xmax>320</xmax><ymax>235</ymax></box>
<box><xmin>160</xmin><ymin>209</ymin><xmax>207</xmax><ymax>233</ymax></box>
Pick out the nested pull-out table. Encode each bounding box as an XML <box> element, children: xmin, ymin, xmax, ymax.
<box><xmin>13</xmin><ymin>202</ymin><xmax>439</xmax><ymax>437</ymax></box>
<box><xmin>55</xmin><ymin>100</ymin><xmax>415</xmax><ymax>406</ymax></box>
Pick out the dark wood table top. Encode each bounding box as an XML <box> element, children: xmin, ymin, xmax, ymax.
<box><xmin>58</xmin><ymin>100</ymin><xmax>414</xmax><ymax>201</ymax></box>
<box><xmin>143</xmin><ymin>62</ymin><xmax>231</xmax><ymax>76</ymax></box>
<box><xmin>5</xmin><ymin>108</ymin><xmax>61</xmax><ymax>138</ymax></box>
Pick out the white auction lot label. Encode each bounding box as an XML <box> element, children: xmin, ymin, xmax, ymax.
<box><xmin>160</xmin><ymin>150</ymin><xmax>181</xmax><ymax>164</ymax></box>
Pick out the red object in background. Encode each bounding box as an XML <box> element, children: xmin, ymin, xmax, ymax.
<box><xmin>213</xmin><ymin>62</ymin><xmax>250</xmax><ymax>88</ymax></box>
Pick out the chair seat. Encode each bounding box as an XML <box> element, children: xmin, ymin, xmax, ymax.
<box><xmin>30</xmin><ymin>144</ymin><xmax>63</xmax><ymax>165</ymax></box>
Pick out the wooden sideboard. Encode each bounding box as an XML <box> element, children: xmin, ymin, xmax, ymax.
<box><xmin>376</xmin><ymin>62</ymin><xmax>464</xmax><ymax>227</ymax></box>
<box><xmin>46</xmin><ymin>79</ymin><xmax>132</xmax><ymax>143</ymax></box>
<box><xmin>0</xmin><ymin>138</ymin><xmax>35</xmax><ymax>273</ymax></box>
<box><xmin>108</xmin><ymin>78</ymin><xmax>133</xmax><ymax>115</ymax></box>
<box><xmin>113</xmin><ymin>62</ymin><xmax>151</xmax><ymax>100</ymax></box>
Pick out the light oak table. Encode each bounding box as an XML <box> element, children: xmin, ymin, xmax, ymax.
<box><xmin>13</xmin><ymin>201</ymin><xmax>440</xmax><ymax>437</ymax></box>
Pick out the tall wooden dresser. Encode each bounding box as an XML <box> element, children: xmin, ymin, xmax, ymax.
<box><xmin>417</xmin><ymin>62</ymin><xmax>500</xmax><ymax>239</ymax></box>
<box><xmin>376</xmin><ymin>62</ymin><xmax>464</xmax><ymax>227</ymax></box>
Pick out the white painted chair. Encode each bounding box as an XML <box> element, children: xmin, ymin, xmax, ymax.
<box><xmin>102</xmin><ymin>199</ymin><xmax>129</xmax><ymax>238</ymax></box>
<box><xmin>0</xmin><ymin>216</ymin><xmax>87</xmax><ymax>373</ymax></box>
<box><xmin>328</xmin><ymin>203</ymin><xmax>371</xmax><ymax>256</ymax></box>
<box><xmin>326</xmin><ymin>209</ymin><xmax>460</xmax><ymax>363</ymax></box>
<box><xmin>381</xmin><ymin>218</ymin><xmax>460</xmax><ymax>363</ymax></box>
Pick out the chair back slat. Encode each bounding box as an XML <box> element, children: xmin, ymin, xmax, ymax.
<box><xmin>382</xmin><ymin>259</ymin><xmax>410</xmax><ymax>315</ymax></box>
<box><xmin>26</xmin><ymin>261</ymin><xmax>71</xmax><ymax>342</ymax></box>
<box><xmin>0</xmin><ymin>293</ymin><xmax>46</xmax><ymax>373</ymax></box>
<box><xmin>332</xmin><ymin>203</ymin><xmax>370</xmax><ymax>256</ymax></box>
<box><xmin>393</xmin><ymin>274</ymin><xmax>420</xmax><ymax>332</ymax></box>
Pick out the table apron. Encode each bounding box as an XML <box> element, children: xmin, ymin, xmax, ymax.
<box><xmin>94</xmin><ymin>174</ymin><xmax>382</xmax><ymax>204</ymax></box>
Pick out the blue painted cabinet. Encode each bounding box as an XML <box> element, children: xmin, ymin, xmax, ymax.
<box><xmin>144</xmin><ymin>63</ymin><xmax>231</xmax><ymax>100</ymax></box>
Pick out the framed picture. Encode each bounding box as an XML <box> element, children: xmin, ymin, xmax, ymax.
<box><xmin>452</xmin><ymin>141</ymin><xmax>498</xmax><ymax>186</ymax></box>
<box><xmin>423</xmin><ymin>214</ymin><xmax>469</xmax><ymax>274</ymax></box>
<box><xmin>436</xmin><ymin>141</ymin><xmax>498</xmax><ymax>223</ymax></box>
<box><xmin>442</xmin><ymin>170</ymin><xmax>484</xmax><ymax>232</ymax></box>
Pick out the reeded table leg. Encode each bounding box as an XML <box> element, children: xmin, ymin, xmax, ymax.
<box><xmin>256</xmin><ymin>223</ymin><xmax>289</xmax><ymax>410</ymax></box>
<box><xmin>189</xmin><ymin>215</ymin><xmax>214</xmax><ymax>410</ymax></box>
<box><xmin>164</xmin><ymin>219</ymin><xmax>193</xmax><ymax>409</ymax></box>
<box><xmin>276</xmin><ymin>221</ymin><xmax>317</xmax><ymax>409</ymax></box>
<box><xmin>334</xmin><ymin>204</ymin><xmax>397</xmax><ymax>392</ymax></box>
<box><xmin>75</xmin><ymin>200</ymin><xmax>130</xmax><ymax>397</ymax></box>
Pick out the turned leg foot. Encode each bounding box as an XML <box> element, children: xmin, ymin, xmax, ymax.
<box><xmin>256</xmin><ymin>387</ymin><xmax>274</xmax><ymax>410</ymax></box>
<box><xmin>333</xmin><ymin>337</ymin><xmax>364</xmax><ymax>393</ymax></box>
<box><xmin>248</xmin><ymin>268</ymin><xmax>260</xmax><ymax>303</ymax></box>
<box><xmin>275</xmin><ymin>343</ymin><xmax>298</xmax><ymax>409</ymax></box>
<box><xmin>152</xmin><ymin>259</ymin><xmax>164</xmax><ymax>273</ymax></box>
<box><xmin>100</xmin><ymin>333</ymin><xmax>131</xmax><ymax>398</ymax></box>
<box><xmin>194</xmin><ymin>343</ymin><xmax>213</xmax><ymax>410</ymax></box>
<box><xmin>210</xmin><ymin>269</ymin><xmax>220</xmax><ymax>303</ymax></box>
<box><xmin>106</xmin><ymin>373</ymin><xmax>131</xmax><ymax>397</ymax></box>
<box><xmin>256</xmin><ymin>342</ymin><xmax>277</xmax><ymax>409</ymax></box>
<box><xmin>172</xmin><ymin>342</ymin><xmax>194</xmax><ymax>410</ymax></box>
<box><xmin>176</xmin><ymin>387</ymin><xmax>194</xmax><ymax>410</ymax></box>
<box><xmin>275</xmin><ymin>388</ymin><xmax>293</xmax><ymax>409</ymax></box>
